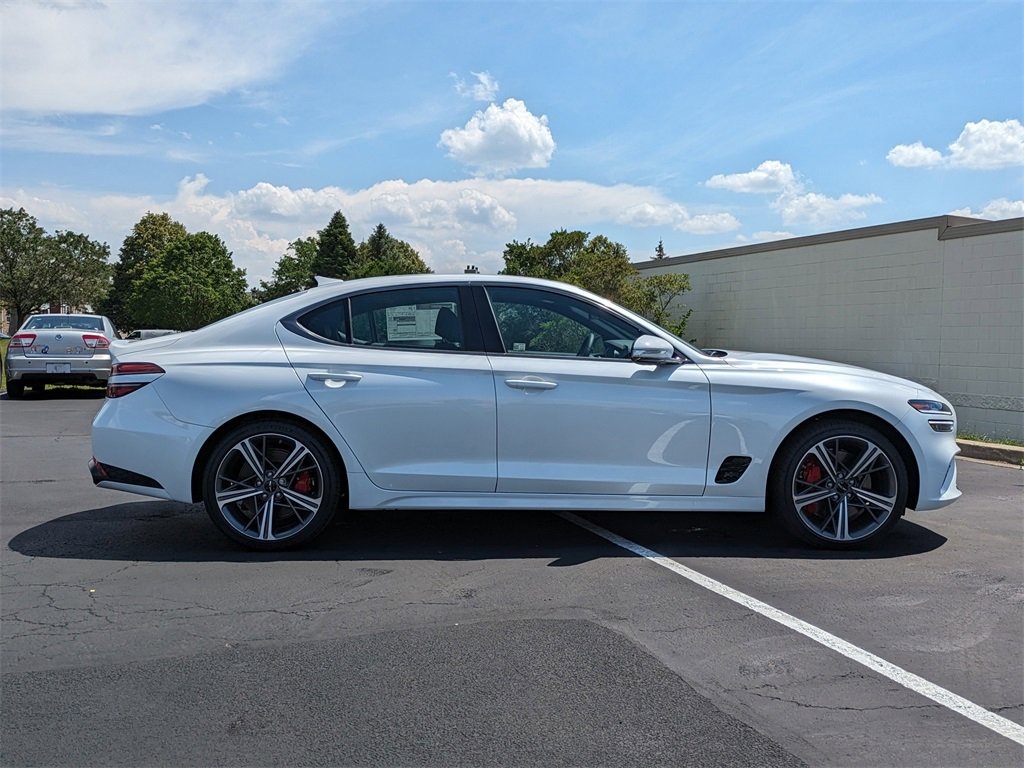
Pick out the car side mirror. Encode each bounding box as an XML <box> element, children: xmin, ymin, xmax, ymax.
<box><xmin>630</xmin><ymin>335</ymin><xmax>680</xmax><ymax>365</ymax></box>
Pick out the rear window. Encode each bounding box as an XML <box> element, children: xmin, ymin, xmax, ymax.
<box><xmin>24</xmin><ymin>316</ymin><xmax>103</xmax><ymax>331</ymax></box>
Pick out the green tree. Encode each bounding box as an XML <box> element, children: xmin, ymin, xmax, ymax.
<box><xmin>349</xmin><ymin>223</ymin><xmax>431</xmax><ymax>278</ymax></box>
<box><xmin>47</xmin><ymin>230</ymin><xmax>112</xmax><ymax>312</ymax></box>
<box><xmin>565</xmin><ymin>234</ymin><xmax>633</xmax><ymax>304</ymax></box>
<box><xmin>126</xmin><ymin>232</ymin><xmax>251</xmax><ymax>330</ymax></box>
<box><xmin>0</xmin><ymin>208</ymin><xmax>112</xmax><ymax>330</ymax></box>
<box><xmin>621</xmin><ymin>272</ymin><xmax>693</xmax><ymax>338</ymax></box>
<box><xmin>312</xmin><ymin>210</ymin><xmax>357</xmax><ymax>279</ymax></box>
<box><xmin>102</xmin><ymin>212</ymin><xmax>187</xmax><ymax>331</ymax></box>
<box><xmin>655</xmin><ymin>239</ymin><xmax>667</xmax><ymax>259</ymax></box>
<box><xmin>258</xmin><ymin>236</ymin><xmax>318</xmax><ymax>300</ymax></box>
<box><xmin>0</xmin><ymin>208</ymin><xmax>50</xmax><ymax>329</ymax></box>
<box><xmin>501</xmin><ymin>228</ymin><xmax>692</xmax><ymax>337</ymax></box>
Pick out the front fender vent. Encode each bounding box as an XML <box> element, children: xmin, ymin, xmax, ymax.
<box><xmin>715</xmin><ymin>456</ymin><xmax>752</xmax><ymax>484</ymax></box>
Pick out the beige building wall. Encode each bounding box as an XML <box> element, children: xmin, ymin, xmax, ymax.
<box><xmin>636</xmin><ymin>216</ymin><xmax>1024</xmax><ymax>441</ymax></box>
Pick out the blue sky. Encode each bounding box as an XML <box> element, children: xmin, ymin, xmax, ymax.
<box><xmin>2</xmin><ymin>0</ymin><xmax>1022</xmax><ymax>285</ymax></box>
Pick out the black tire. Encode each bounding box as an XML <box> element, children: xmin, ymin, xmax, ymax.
<box><xmin>771</xmin><ymin>420</ymin><xmax>908</xmax><ymax>549</ymax></box>
<box><xmin>7</xmin><ymin>381</ymin><xmax>24</xmax><ymax>399</ymax></box>
<box><xmin>202</xmin><ymin>420</ymin><xmax>342</xmax><ymax>550</ymax></box>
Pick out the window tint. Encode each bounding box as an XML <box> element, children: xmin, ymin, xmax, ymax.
<box><xmin>486</xmin><ymin>286</ymin><xmax>642</xmax><ymax>359</ymax></box>
<box><xmin>350</xmin><ymin>286</ymin><xmax>464</xmax><ymax>351</ymax></box>
<box><xmin>297</xmin><ymin>299</ymin><xmax>350</xmax><ymax>343</ymax></box>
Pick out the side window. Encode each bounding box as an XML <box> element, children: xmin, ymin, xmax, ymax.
<box><xmin>297</xmin><ymin>299</ymin><xmax>350</xmax><ymax>343</ymax></box>
<box><xmin>350</xmin><ymin>286</ymin><xmax>464</xmax><ymax>351</ymax></box>
<box><xmin>486</xmin><ymin>286</ymin><xmax>642</xmax><ymax>359</ymax></box>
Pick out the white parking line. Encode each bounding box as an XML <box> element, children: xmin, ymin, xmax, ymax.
<box><xmin>559</xmin><ymin>511</ymin><xmax>1024</xmax><ymax>746</ymax></box>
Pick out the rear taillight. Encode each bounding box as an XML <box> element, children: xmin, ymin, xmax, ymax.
<box><xmin>83</xmin><ymin>334</ymin><xmax>110</xmax><ymax>349</ymax></box>
<box><xmin>107</xmin><ymin>362</ymin><xmax>165</xmax><ymax>398</ymax></box>
<box><xmin>113</xmin><ymin>362</ymin><xmax>165</xmax><ymax>375</ymax></box>
<box><xmin>9</xmin><ymin>333</ymin><xmax>35</xmax><ymax>348</ymax></box>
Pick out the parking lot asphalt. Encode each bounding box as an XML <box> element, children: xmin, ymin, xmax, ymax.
<box><xmin>1</xmin><ymin>391</ymin><xmax>1022</xmax><ymax>767</ymax></box>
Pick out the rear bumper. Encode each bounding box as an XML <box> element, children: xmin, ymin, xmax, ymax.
<box><xmin>91</xmin><ymin>386</ymin><xmax>211</xmax><ymax>502</ymax></box>
<box><xmin>5</xmin><ymin>354</ymin><xmax>111</xmax><ymax>383</ymax></box>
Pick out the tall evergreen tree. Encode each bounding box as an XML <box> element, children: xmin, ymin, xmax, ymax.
<box><xmin>655</xmin><ymin>239</ymin><xmax>667</xmax><ymax>259</ymax></box>
<box><xmin>312</xmin><ymin>211</ymin><xmax>357</xmax><ymax>279</ymax></box>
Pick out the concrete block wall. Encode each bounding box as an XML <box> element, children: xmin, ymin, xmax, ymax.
<box><xmin>637</xmin><ymin>216</ymin><xmax>1024</xmax><ymax>441</ymax></box>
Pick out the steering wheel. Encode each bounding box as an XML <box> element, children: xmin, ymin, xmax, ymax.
<box><xmin>576</xmin><ymin>332</ymin><xmax>596</xmax><ymax>357</ymax></box>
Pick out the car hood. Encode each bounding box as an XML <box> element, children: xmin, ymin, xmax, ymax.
<box><xmin>707</xmin><ymin>350</ymin><xmax>936</xmax><ymax>395</ymax></box>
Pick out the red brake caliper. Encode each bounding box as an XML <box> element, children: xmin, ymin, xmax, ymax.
<box><xmin>798</xmin><ymin>459</ymin><xmax>823</xmax><ymax>514</ymax></box>
<box><xmin>293</xmin><ymin>471</ymin><xmax>313</xmax><ymax>494</ymax></box>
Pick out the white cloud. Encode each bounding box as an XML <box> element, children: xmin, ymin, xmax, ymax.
<box><xmin>886</xmin><ymin>141</ymin><xmax>944</xmax><ymax>168</ymax></box>
<box><xmin>949</xmin><ymin>198</ymin><xmax>1024</xmax><ymax>220</ymax></box>
<box><xmin>772</xmin><ymin>192</ymin><xmax>883</xmax><ymax>227</ymax></box>
<box><xmin>947</xmin><ymin>119</ymin><xmax>1024</xmax><ymax>169</ymax></box>
<box><xmin>439</xmin><ymin>99</ymin><xmax>556</xmax><ymax>175</ymax></box>
<box><xmin>2</xmin><ymin>175</ymin><xmax>739</xmax><ymax>283</ymax></box>
<box><xmin>452</xmin><ymin>71</ymin><xmax>500</xmax><ymax>102</ymax></box>
<box><xmin>887</xmin><ymin>119</ymin><xmax>1024</xmax><ymax>170</ymax></box>
<box><xmin>706</xmin><ymin>160</ymin><xmax>881</xmax><ymax>228</ymax></box>
<box><xmin>705</xmin><ymin>160</ymin><xmax>800</xmax><ymax>194</ymax></box>
<box><xmin>1</xmin><ymin>0</ymin><xmax>326</xmax><ymax>115</ymax></box>
<box><xmin>616</xmin><ymin>203</ymin><xmax>739</xmax><ymax>234</ymax></box>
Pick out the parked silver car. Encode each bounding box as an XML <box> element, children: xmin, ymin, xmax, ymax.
<box><xmin>4</xmin><ymin>314</ymin><xmax>118</xmax><ymax>398</ymax></box>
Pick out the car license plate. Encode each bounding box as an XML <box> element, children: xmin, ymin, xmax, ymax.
<box><xmin>46</xmin><ymin>363</ymin><xmax>71</xmax><ymax>374</ymax></box>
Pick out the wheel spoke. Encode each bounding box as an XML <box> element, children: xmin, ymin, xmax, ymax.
<box><xmin>215</xmin><ymin>483</ymin><xmax>262</xmax><ymax>507</ymax></box>
<box><xmin>809</xmin><ymin>442</ymin><xmax>841</xmax><ymax>482</ymax></box>
<box><xmin>280</xmin><ymin>487</ymin><xmax>320</xmax><ymax>514</ymax></box>
<box><xmin>276</xmin><ymin>443</ymin><xmax>311</xmax><ymax>479</ymax></box>
<box><xmin>852</xmin><ymin>486</ymin><xmax>897</xmax><ymax>516</ymax></box>
<box><xmin>794</xmin><ymin>487</ymin><xmax>836</xmax><ymax>508</ymax></box>
<box><xmin>237</xmin><ymin>437</ymin><xmax>266</xmax><ymax>479</ymax></box>
<box><xmin>256</xmin><ymin>496</ymin><xmax>276</xmax><ymax>540</ymax></box>
<box><xmin>834</xmin><ymin>496</ymin><xmax>851</xmax><ymax>540</ymax></box>
<box><xmin>846</xmin><ymin>443</ymin><xmax>884</xmax><ymax>482</ymax></box>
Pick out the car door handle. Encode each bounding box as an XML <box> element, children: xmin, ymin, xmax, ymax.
<box><xmin>505</xmin><ymin>377</ymin><xmax>558</xmax><ymax>391</ymax></box>
<box><xmin>307</xmin><ymin>371</ymin><xmax>363</xmax><ymax>383</ymax></box>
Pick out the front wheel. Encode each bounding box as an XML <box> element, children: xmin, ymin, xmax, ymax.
<box><xmin>202</xmin><ymin>420</ymin><xmax>342</xmax><ymax>550</ymax></box>
<box><xmin>771</xmin><ymin>420</ymin><xmax>908</xmax><ymax>549</ymax></box>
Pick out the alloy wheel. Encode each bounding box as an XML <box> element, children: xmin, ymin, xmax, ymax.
<box><xmin>791</xmin><ymin>434</ymin><xmax>899</xmax><ymax>543</ymax></box>
<box><xmin>213</xmin><ymin>432</ymin><xmax>325</xmax><ymax>542</ymax></box>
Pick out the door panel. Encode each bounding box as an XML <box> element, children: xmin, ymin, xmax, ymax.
<box><xmin>278</xmin><ymin>286</ymin><xmax>496</xmax><ymax>493</ymax></box>
<box><xmin>490</xmin><ymin>356</ymin><xmax>710</xmax><ymax>495</ymax></box>
<box><xmin>481</xmin><ymin>284</ymin><xmax>710</xmax><ymax>496</ymax></box>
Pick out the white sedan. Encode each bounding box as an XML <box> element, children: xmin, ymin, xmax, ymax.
<box><xmin>90</xmin><ymin>274</ymin><xmax>961</xmax><ymax>550</ymax></box>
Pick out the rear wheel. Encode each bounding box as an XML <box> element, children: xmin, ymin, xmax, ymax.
<box><xmin>772</xmin><ymin>420</ymin><xmax>907</xmax><ymax>549</ymax></box>
<box><xmin>202</xmin><ymin>420</ymin><xmax>341</xmax><ymax>550</ymax></box>
<box><xmin>6</xmin><ymin>381</ymin><xmax>24</xmax><ymax>399</ymax></box>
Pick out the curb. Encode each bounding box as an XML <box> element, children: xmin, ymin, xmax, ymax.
<box><xmin>957</xmin><ymin>439</ymin><xmax>1024</xmax><ymax>466</ymax></box>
